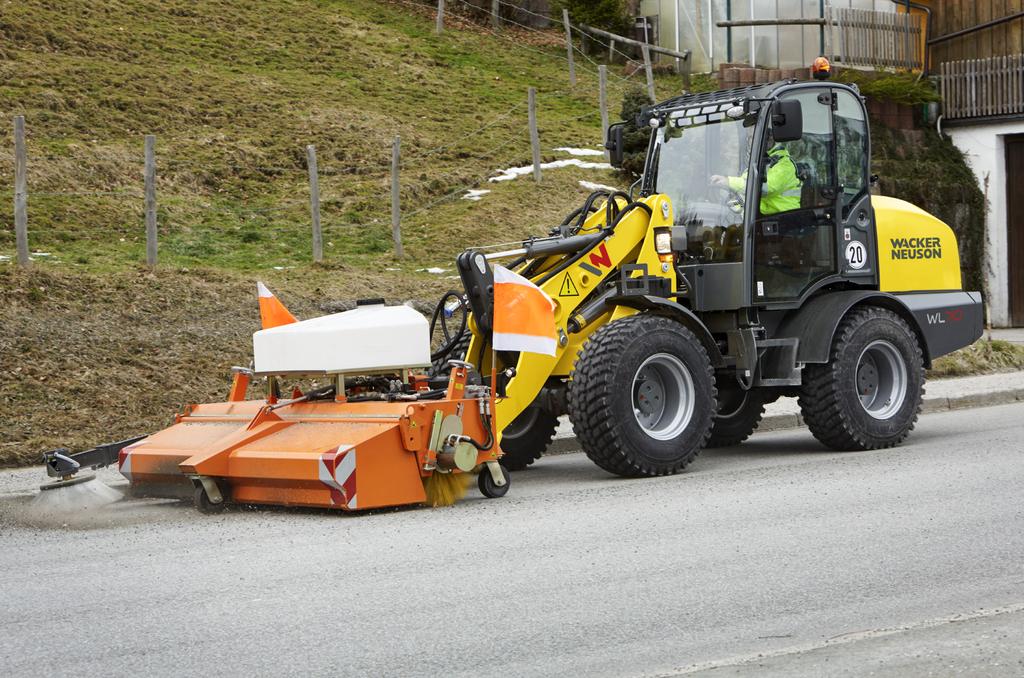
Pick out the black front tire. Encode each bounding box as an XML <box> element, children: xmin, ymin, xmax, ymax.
<box><xmin>500</xmin><ymin>406</ymin><xmax>559</xmax><ymax>471</ymax></box>
<box><xmin>567</xmin><ymin>314</ymin><xmax>716</xmax><ymax>477</ymax></box>
<box><xmin>707</xmin><ymin>385</ymin><xmax>766</xmax><ymax>448</ymax></box>
<box><xmin>799</xmin><ymin>306</ymin><xmax>924</xmax><ymax>451</ymax></box>
<box><xmin>429</xmin><ymin>332</ymin><xmax>471</xmax><ymax>377</ymax></box>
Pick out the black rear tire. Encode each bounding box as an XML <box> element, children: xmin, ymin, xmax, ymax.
<box><xmin>707</xmin><ymin>385</ymin><xmax>765</xmax><ymax>448</ymax></box>
<box><xmin>567</xmin><ymin>314</ymin><xmax>716</xmax><ymax>477</ymax></box>
<box><xmin>799</xmin><ymin>306</ymin><xmax>924</xmax><ymax>451</ymax></box>
<box><xmin>500</xmin><ymin>406</ymin><xmax>559</xmax><ymax>471</ymax></box>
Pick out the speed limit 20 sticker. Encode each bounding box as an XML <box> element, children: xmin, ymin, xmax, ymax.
<box><xmin>845</xmin><ymin>241</ymin><xmax>867</xmax><ymax>270</ymax></box>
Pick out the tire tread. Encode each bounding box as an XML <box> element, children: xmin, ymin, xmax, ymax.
<box><xmin>567</xmin><ymin>314</ymin><xmax>715</xmax><ymax>477</ymax></box>
<box><xmin>798</xmin><ymin>306</ymin><xmax>924</xmax><ymax>451</ymax></box>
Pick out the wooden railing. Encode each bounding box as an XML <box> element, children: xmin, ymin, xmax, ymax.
<box><xmin>828</xmin><ymin>8</ymin><xmax>923</xmax><ymax>70</ymax></box>
<box><xmin>940</xmin><ymin>56</ymin><xmax>1024</xmax><ymax>121</ymax></box>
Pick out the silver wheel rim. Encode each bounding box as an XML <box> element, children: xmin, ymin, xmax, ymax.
<box><xmin>856</xmin><ymin>340</ymin><xmax>908</xmax><ymax>420</ymax></box>
<box><xmin>631</xmin><ymin>353</ymin><xmax>695</xmax><ymax>440</ymax></box>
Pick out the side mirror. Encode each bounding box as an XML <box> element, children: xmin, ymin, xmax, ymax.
<box><xmin>606</xmin><ymin>123</ymin><xmax>625</xmax><ymax>168</ymax></box>
<box><xmin>771</xmin><ymin>99</ymin><xmax>803</xmax><ymax>142</ymax></box>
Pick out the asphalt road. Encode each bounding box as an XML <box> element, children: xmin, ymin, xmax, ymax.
<box><xmin>2</xmin><ymin>403</ymin><xmax>1023</xmax><ymax>677</ymax></box>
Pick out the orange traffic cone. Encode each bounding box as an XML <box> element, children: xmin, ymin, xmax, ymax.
<box><xmin>257</xmin><ymin>281</ymin><xmax>298</xmax><ymax>329</ymax></box>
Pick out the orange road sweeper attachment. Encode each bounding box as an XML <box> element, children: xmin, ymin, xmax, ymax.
<box><xmin>38</xmin><ymin>292</ymin><xmax>511</xmax><ymax>513</ymax></box>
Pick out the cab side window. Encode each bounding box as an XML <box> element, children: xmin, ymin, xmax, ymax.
<box><xmin>775</xmin><ymin>90</ymin><xmax>835</xmax><ymax>213</ymax></box>
<box><xmin>834</xmin><ymin>90</ymin><xmax>869</xmax><ymax>216</ymax></box>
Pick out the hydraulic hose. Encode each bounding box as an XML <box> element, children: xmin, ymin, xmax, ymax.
<box><xmin>464</xmin><ymin>413</ymin><xmax>495</xmax><ymax>451</ymax></box>
<box><xmin>429</xmin><ymin>290</ymin><xmax>468</xmax><ymax>363</ymax></box>
<box><xmin>536</xmin><ymin>201</ymin><xmax>653</xmax><ymax>287</ymax></box>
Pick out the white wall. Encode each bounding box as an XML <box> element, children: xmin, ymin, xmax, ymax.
<box><xmin>947</xmin><ymin>120</ymin><xmax>1024</xmax><ymax>328</ymax></box>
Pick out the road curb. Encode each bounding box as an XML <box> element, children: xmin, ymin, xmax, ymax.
<box><xmin>545</xmin><ymin>387</ymin><xmax>1024</xmax><ymax>456</ymax></box>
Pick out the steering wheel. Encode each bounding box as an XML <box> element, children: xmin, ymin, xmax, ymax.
<box><xmin>708</xmin><ymin>181</ymin><xmax>744</xmax><ymax>206</ymax></box>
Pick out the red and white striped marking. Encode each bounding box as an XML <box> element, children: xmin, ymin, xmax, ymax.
<box><xmin>318</xmin><ymin>445</ymin><xmax>357</xmax><ymax>508</ymax></box>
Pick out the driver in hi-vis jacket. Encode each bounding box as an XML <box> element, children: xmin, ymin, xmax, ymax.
<box><xmin>711</xmin><ymin>141</ymin><xmax>802</xmax><ymax>215</ymax></box>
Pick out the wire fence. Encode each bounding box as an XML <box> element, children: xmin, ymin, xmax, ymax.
<box><xmin>2</xmin><ymin>2</ymin><xmax>669</xmax><ymax>269</ymax></box>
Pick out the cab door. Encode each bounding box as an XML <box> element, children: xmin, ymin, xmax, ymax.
<box><xmin>833</xmin><ymin>88</ymin><xmax>877</xmax><ymax>287</ymax></box>
<box><xmin>752</xmin><ymin>88</ymin><xmax>838</xmax><ymax>304</ymax></box>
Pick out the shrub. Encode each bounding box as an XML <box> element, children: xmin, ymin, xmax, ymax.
<box><xmin>554</xmin><ymin>0</ymin><xmax>629</xmax><ymax>34</ymax></box>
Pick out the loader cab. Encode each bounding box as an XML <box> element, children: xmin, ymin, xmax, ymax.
<box><xmin>638</xmin><ymin>80</ymin><xmax>877</xmax><ymax>312</ymax></box>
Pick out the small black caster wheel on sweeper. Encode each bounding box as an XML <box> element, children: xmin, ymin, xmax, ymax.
<box><xmin>478</xmin><ymin>463</ymin><xmax>511</xmax><ymax>499</ymax></box>
<box><xmin>193</xmin><ymin>483</ymin><xmax>227</xmax><ymax>514</ymax></box>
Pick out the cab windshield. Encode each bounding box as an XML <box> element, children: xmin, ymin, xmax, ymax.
<box><xmin>650</xmin><ymin>109</ymin><xmax>754</xmax><ymax>262</ymax></box>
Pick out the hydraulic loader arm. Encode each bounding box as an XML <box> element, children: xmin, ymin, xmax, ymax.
<box><xmin>458</xmin><ymin>193</ymin><xmax>678</xmax><ymax>437</ymax></box>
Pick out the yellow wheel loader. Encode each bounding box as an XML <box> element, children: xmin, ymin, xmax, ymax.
<box><xmin>32</xmin><ymin>75</ymin><xmax>983</xmax><ymax>514</ymax></box>
<box><xmin>442</xmin><ymin>76</ymin><xmax>982</xmax><ymax>475</ymax></box>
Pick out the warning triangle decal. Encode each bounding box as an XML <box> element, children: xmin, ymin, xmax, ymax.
<box><xmin>559</xmin><ymin>273</ymin><xmax>579</xmax><ymax>297</ymax></box>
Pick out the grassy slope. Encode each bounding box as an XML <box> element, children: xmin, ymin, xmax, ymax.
<box><xmin>0</xmin><ymin>0</ymin><xmax>687</xmax><ymax>273</ymax></box>
<box><xmin>930</xmin><ymin>339</ymin><xmax>1024</xmax><ymax>378</ymax></box>
<box><xmin>0</xmin><ymin>265</ymin><xmax>457</xmax><ymax>465</ymax></box>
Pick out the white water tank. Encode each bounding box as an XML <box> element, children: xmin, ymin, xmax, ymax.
<box><xmin>253</xmin><ymin>303</ymin><xmax>431</xmax><ymax>374</ymax></box>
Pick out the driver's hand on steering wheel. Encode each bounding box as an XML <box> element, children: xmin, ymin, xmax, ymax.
<box><xmin>710</xmin><ymin>174</ymin><xmax>728</xmax><ymax>187</ymax></box>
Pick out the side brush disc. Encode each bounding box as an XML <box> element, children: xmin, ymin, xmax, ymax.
<box><xmin>39</xmin><ymin>473</ymin><xmax>97</xmax><ymax>491</ymax></box>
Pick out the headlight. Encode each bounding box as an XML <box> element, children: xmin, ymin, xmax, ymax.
<box><xmin>655</xmin><ymin>228</ymin><xmax>672</xmax><ymax>255</ymax></box>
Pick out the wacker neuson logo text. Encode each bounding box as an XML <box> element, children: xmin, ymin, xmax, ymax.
<box><xmin>891</xmin><ymin>237</ymin><xmax>942</xmax><ymax>260</ymax></box>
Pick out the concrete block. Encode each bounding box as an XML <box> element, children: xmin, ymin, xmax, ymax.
<box><xmin>759</xmin><ymin>413</ymin><xmax>801</xmax><ymax>432</ymax></box>
<box><xmin>722</xmin><ymin>67</ymin><xmax>741</xmax><ymax>86</ymax></box>
<box><xmin>718</xmin><ymin>62</ymin><xmax>747</xmax><ymax>77</ymax></box>
<box><xmin>948</xmin><ymin>390</ymin><xmax>1019</xmax><ymax>410</ymax></box>
<box><xmin>547</xmin><ymin>437</ymin><xmax>580</xmax><ymax>456</ymax></box>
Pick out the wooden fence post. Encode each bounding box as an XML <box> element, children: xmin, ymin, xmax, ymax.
<box><xmin>436</xmin><ymin>0</ymin><xmax>444</xmax><ymax>35</ymax></box>
<box><xmin>598</xmin><ymin>65</ymin><xmax>609</xmax><ymax>162</ymax></box>
<box><xmin>528</xmin><ymin>87</ymin><xmax>541</xmax><ymax>183</ymax></box>
<box><xmin>306</xmin><ymin>144</ymin><xmax>323</xmax><ymax>263</ymax></box>
<box><xmin>562</xmin><ymin>9</ymin><xmax>576</xmax><ymax>87</ymax></box>
<box><xmin>144</xmin><ymin>134</ymin><xmax>158</xmax><ymax>268</ymax></box>
<box><xmin>491</xmin><ymin>0</ymin><xmax>500</xmax><ymax>30</ymax></box>
<box><xmin>13</xmin><ymin>116</ymin><xmax>29</xmax><ymax>267</ymax></box>
<box><xmin>642</xmin><ymin>43</ymin><xmax>656</xmax><ymax>102</ymax></box>
<box><xmin>391</xmin><ymin>136</ymin><xmax>404</xmax><ymax>258</ymax></box>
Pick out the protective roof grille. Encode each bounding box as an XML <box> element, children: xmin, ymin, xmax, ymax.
<box><xmin>648</xmin><ymin>81</ymin><xmax>787</xmax><ymax>116</ymax></box>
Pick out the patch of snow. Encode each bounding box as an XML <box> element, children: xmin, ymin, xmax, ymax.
<box><xmin>272</xmin><ymin>266</ymin><xmax>295</xmax><ymax>270</ymax></box>
<box><xmin>416</xmin><ymin>267</ymin><xmax>449</xmax><ymax>274</ymax></box>
<box><xmin>0</xmin><ymin>255</ymin><xmax>10</xmax><ymax>261</ymax></box>
<box><xmin>554</xmin><ymin>147</ymin><xmax>605</xmax><ymax>157</ymax></box>
<box><xmin>579</xmin><ymin>180</ymin><xmax>621</xmax><ymax>193</ymax></box>
<box><xmin>489</xmin><ymin>159</ymin><xmax>612</xmax><ymax>183</ymax></box>
<box><xmin>31</xmin><ymin>252</ymin><xmax>51</xmax><ymax>257</ymax></box>
<box><xmin>462</xmin><ymin>189</ymin><xmax>491</xmax><ymax>201</ymax></box>
<box><xmin>385</xmin><ymin>267</ymin><xmax>402</xmax><ymax>271</ymax></box>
